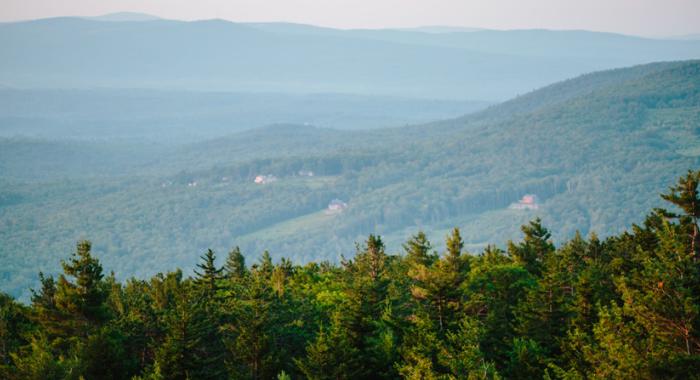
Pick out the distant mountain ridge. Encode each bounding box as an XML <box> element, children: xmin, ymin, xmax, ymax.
<box><xmin>2</xmin><ymin>16</ymin><xmax>699</xmax><ymax>100</ymax></box>
<box><xmin>84</xmin><ymin>12</ymin><xmax>161</xmax><ymax>22</ymax></box>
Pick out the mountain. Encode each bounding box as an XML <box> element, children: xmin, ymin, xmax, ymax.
<box><xmin>392</xmin><ymin>25</ymin><xmax>486</xmax><ymax>33</ymax></box>
<box><xmin>84</xmin><ymin>12</ymin><xmax>161</xmax><ymax>22</ymax></box>
<box><xmin>2</xmin><ymin>17</ymin><xmax>700</xmax><ymax>100</ymax></box>
<box><xmin>1</xmin><ymin>60</ymin><xmax>698</xmax><ymax>299</ymax></box>
<box><xmin>670</xmin><ymin>33</ymin><xmax>700</xmax><ymax>41</ymax></box>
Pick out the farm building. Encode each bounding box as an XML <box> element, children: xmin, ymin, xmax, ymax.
<box><xmin>509</xmin><ymin>194</ymin><xmax>539</xmax><ymax>210</ymax></box>
<box><xmin>254</xmin><ymin>174</ymin><xmax>278</xmax><ymax>184</ymax></box>
<box><xmin>327</xmin><ymin>199</ymin><xmax>348</xmax><ymax>214</ymax></box>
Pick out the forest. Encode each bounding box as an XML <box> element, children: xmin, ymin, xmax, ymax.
<box><xmin>1</xmin><ymin>170</ymin><xmax>699</xmax><ymax>379</ymax></box>
<box><xmin>2</xmin><ymin>60</ymin><xmax>699</xmax><ymax>300</ymax></box>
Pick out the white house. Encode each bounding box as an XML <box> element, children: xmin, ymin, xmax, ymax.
<box><xmin>509</xmin><ymin>194</ymin><xmax>539</xmax><ymax>210</ymax></box>
<box><xmin>327</xmin><ymin>199</ymin><xmax>348</xmax><ymax>214</ymax></box>
<box><xmin>254</xmin><ymin>174</ymin><xmax>278</xmax><ymax>184</ymax></box>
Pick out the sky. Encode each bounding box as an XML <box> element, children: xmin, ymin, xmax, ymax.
<box><xmin>2</xmin><ymin>0</ymin><xmax>700</xmax><ymax>37</ymax></box>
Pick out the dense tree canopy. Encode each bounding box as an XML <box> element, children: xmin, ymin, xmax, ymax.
<box><xmin>1</xmin><ymin>171</ymin><xmax>699</xmax><ymax>379</ymax></box>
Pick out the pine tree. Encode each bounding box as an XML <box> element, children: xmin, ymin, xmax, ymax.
<box><xmin>404</xmin><ymin>231</ymin><xmax>437</xmax><ymax>267</ymax></box>
<box><xmin>194</xmin><ymin>249</ymin><xmax>224</xmax><ymax>296</ymax></box>
<box><xmin>397</xmin><ymin>311</ymin><xmax>442</xmax><ymax>380</ymax></box>
<box><xmin>224</xmin><ymin>246</ymin><xmax>247</xmax><ymax>280</ymax></box>
<box><xmin>508</xmin><ymin>218</ymin><xmax>555</xmax><ymax>276</ymax></box>
<box><xmin>222</xmin><ymin>259</ymin><xmax>276</xmax><ymax>380</ymax></box>
<box><xmin>507</xmin><ymin>337</ymin><xmax>548</xmax><ymax>380</ymax></box>
<box><xmin>108</xmin><ymin>278</ymin><xmax>160</xmax><ymax>375</ymax></box>
<box><xmin>405</xmin><ymin>233</ymin><xmax>436</xmax><ymax>315</ymax></box>
<box><xmin>409</xmin><ymin>229</ymin><xmax>467</xmax><ymax>334</ymax></box>
<box><xmin>616</xmin><ymin>219</ymin><xmax>700</xmax><ymax>373</ymax></box>
<box><xmin>0</xmin><ymin>293</ymin><xmax>32</xmax><ymax>375</ymax></box>
<box><xmin>271</xmin><ymin>266</ymin><xmax>287</xmax><ymax>297</ymax></box>
<box><xmin>10</xmin><ymin>333</ymin><xmax>70</xmax><ymax>380</ymax></box>
<box><xmin>341</xmin><ymin>235</ymin><xmax>395</xmax><ymax>379</ymax></box>
<box><xmin>154</xmin><ymin>282</ymin><xmax>226</xmax><ymax>380</ymax></box>
<box><xmin>445</xmin><ymin>227</ymin><xmax>464</xmax><ymax>265</ymax></box>
<box><xmin>556</xmin><ymin>234</ymin><xmax>616</xmax><ymax>377</ymax></box>
<box><xmin>584</xmin><ymin>174</ymin><xmax>700</xmax><ymax>378</ymax></box>
<box><xmin>514</xmin><ymin>233</ymin><xmax>586</xmax><ymax>359</ymax></box>
<box><xmin>191</xmin><ymin>250</ymin><xmax>227</xmax><ymax>378</ymax></box>
<box><xmin>295</xmin><ymin>313</ymin><xmax>359</xmax><ymax>380</ymax></box>
<box><xmin>438</xmin><ymin>228</ymin><xmax>469</xmax><ymax>330</ymax></box>
<box><xmin>20</xmin><ymin>241</ymin><xmax>132</xmax><ymax>379</ymax></box>
<box><xmin>439</xmin><ymin>317</ymin><xmax>499</xmax><ymax>379</ymax></box>
<box><xmin>258</xmin><ymin>251</ymin><xmax>275</xmax><ymax>279</ymax></box>
<box><xmin>464</xmin><ymin>249</ymin><xmax>534</xmax><ymax>371</ymax></box>
<box><xmin>661</xmin><ymin>170</ymin><xmax>700</xmax><ymax>259</ymax></box>
<box><xmin>344</xmin><ymin>235</ymin><xmax>389</xmax><ymax>321</ymax></box>
<box><xmin>56</xmin><ymin>240</ymin><xmax>110</xmax><ymax>328</ymax></box>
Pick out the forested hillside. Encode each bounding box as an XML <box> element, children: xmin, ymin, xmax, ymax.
<box><xmin>1</xmin><ymin>171</ymin><xmax>699</xmax><ymax>379</ymax></box>
<box><xmin>1</xmin><ymin>60</ymin><xmax>699</xmax><ymax>300</ymax></box>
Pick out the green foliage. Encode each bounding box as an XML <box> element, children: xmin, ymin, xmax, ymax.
<box><xmin>508</xmin><ymin>218</ymin><xmax>554</xmax><ymax>276</ymax></box>
<box><xmin>507</xmin><ymin>337</ymin><xmax>548</xmax><ymax>380</ymax></box>
<box><xmin>224</xmin><ymin>246</ymin><xmax>247</xmax><ymax>280</ymax></box>
<box><xmin>57</xmin><ymin>240</ymin><xmax>110</xmax><ymax>326</ymax></box>
<box><xmin>2</xmin><ymin>172</ymin><xmax>700</xmax><ymax>379</ymax></box>
<box><xmin>439</xmin><ymin>317</ymin><xmax>499</xmax><ymax>379</ymax></box>
<box><xmin>2</xmin><ymin>60</ymin><xmax>700</xmax><ymax>301</ymax></box>
<box><xmin>0</xmin><ymin>292</ymin><xmax>32</xmax><ymax>370</ymax></box>
<box><xmin>193</xmin><ymin>249</ymin><xmax>224</xmax><ymax>296</ymax></box>
<box><xmin>294</xmin><ymin>313</ymin><xmax>359</xmax><ymax>380</ymax></box>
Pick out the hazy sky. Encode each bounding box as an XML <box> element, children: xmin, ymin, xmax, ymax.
<box><xmin>2</xmin><ymin>0</ymin><xmax>699</xmax><ymax>37</ymax></box>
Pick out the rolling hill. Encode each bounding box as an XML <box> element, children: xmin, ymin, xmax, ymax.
<box><xmin>0</xmin><ymin>89</ymin><xmax>488</xmax><ymax>143</ymax></box>
<box><xmin>1</xmin><ymin>60</ymin><xmax>698</xmax><ymax>300</ymax></box>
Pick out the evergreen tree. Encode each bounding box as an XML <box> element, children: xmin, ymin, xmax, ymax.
<box><xmin>154</xmin><ymin>282</ymin><xmax>226</xmax><ymax>380</ymax></box>
<box><xmin>439</xmin><ymin>317</ymin><xmax>499</xmax><ymax>380</ymax></box>
<box><xmin>583</xmin><ymin>173</ymin><xmax>700</xmax><ymax>378</ymax></box>
<box><xmin>404</xmin><ymin>231</ymin><xmax>437</xmax><ymax>267</ymax></box>
<box><xmin>437</xmin><ymin>228</ymin><xmax>469</xmax><ymax>331</ymax></box>
<box><xmin>194</xmin><ymin>249</ymin><xmax>224</xmax><ymax>296</ymax></box>
<box><xmin>508</xmin><ymin>218</ymin><xmax>555</xmax><ymax>276</ymax></box>
<box><xmin>445</xmin><ymin>227</ymin><xmax>465</xmax><ymax>265</ymax></box>
<box><xmin>258</xmin><ymin>251</ymin><xmax>275</xmax><ymax>279</ymax></box>
<box><xmin>0</xmin><ymin>293</ymin><xmax>32</xmax><ymax>377</ymax></box>
<box><xmin>464</xmin><ymin>251</ymin><xmax>534</xmax><ymax>371</ymax></box>
<box><xmin>271</xmin><ymin>266</ymin><xmax>287</xmax><ymax>298</ymax></box>
<box><xmin>222</xmin><ymin>255</ymin><xmax>277</xmax><ymax>380</ymax></box>
<box><xmin>342</xmin><ymin>235</ymin><xmax>396</xmax><ymax>379</ymax></box>
<box><xmin>295</xmin><ymin>313</ymin><xmax>359</xmax><ymax>380</ymax></box>
<box><xmin>224</xmin><ymin>246</ymin><xmax>247</xmax><ymax>280</ymax></box>
<box><xmin>409</xmin><ymin>229</ymin><xmax>468</xmax><ymax>334</ymax></box>
<box><xmin>397</xmin><ymin>310</ymin><xmax>442</xmax><ymax>380</ymax></box>
<box><xmin>661</xmin><ymin>170</ymin><xmax>700</xmax><ymax>259</ymax></box>
<box><xmin>514</xmin><ymin>233</ymin><xmax>585</xmax><ymax>359</ymax></box>
<box><xmin>507</xmin><ymin>337</ymin><xmax>548</xmax><ymax>380</ymax></box>
<box><xmin>56</xmin><ymin>240</ymin><xmax>110</xmax><ymax>329</ymax></box>
<box><xmin>10</xmin><ymin>333</ymin><xmax>70</xmax><ymax>380</ymax></box>
<box><xmin>108</xmin><ymin>278</ymin><xmax>161</xmax><ymax>375</ymax></box>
